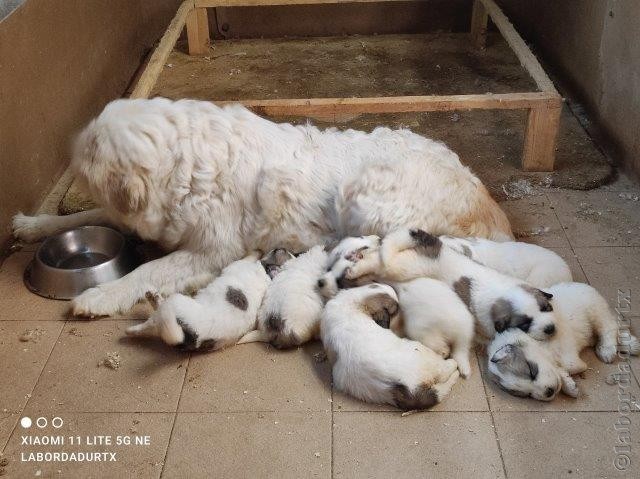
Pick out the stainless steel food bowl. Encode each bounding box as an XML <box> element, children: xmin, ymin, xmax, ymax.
<box><xmin>24</xmin><ymin>226</ymin><xmax>137</xmax><ymax>300</ymax></box>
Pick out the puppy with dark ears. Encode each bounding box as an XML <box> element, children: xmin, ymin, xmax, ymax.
<box><xmin>321</xmin><ymin>283</ymin><xmax>460</xmax><ymax>411</ymax></box>
<box><xmin>344</xmin><ymin>228</ymin><xmax>559</xmax><ymax>342</ymax></box>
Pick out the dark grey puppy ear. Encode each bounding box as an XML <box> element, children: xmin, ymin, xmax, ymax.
<box><xmin>491</xmin><ymin>344</ymin><xmax>514</xmax><ymax>363</ymax></box>
<box><xmin>490</xmin><ymin>343</ymin><xmax>530</xmax><ymax>378</ymax></box>
<box><xmin>539</xmin><ymin>290</ymin><xmax>553</xmax><ymax>300</ymax></box>
<box><xmin>491</xmin><ymin>299</ymin><xmax>514</xmax><ymax>333</ymax></box>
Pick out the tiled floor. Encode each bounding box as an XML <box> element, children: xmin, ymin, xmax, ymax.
<box><xmin>1</xmin><ymin>174</ymin><xmax>639</xmax><ymax>478</ymax></box>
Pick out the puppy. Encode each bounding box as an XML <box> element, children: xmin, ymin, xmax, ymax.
<box><xmin>394</xmin><ymin>278</ymin><xmax>475</xmax><ymax>378</ymax></box>
<box><xmin>487</xmin><ymin>282</ymin><xmax>640</xmax><ymax>400</ymax></box>
<box><xmin>344</xmin><ymin>228</ymin><xmax>558</xmax><ymax>342</ymax></box>
<box><xmin>317</xmin><ymin>235</ymin><xmax>381</xmax><ymax>298</ymax></box>
<box><xmin>441</xmin><ymin>236</ymin><xmax>572</xmax><ymax>288</ymax></box>
<box><xmin>125</xmin><ymin>252</ymin><xmax>269</xmax><ymax>350</ymax></box>
<box><xmin>321</xmin><ymin>283</ymin><xmax>460</xmax><ymax>410</ymax></box>
<box><xmin>238</xmin><ymin>245</ymin><xmax>327</xmax><ymax>348</ymax></box>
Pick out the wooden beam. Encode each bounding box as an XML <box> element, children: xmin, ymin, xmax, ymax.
<box><xmin>186</xmin><ymin>6</ymin><xmax>210</xmax><ymax>55</ymax></box>
<box><xmin>522</xmin><ymin>96</ymin><xmax>562</xmax><ymax>171</ymax></box>
<box><xmin>130</xmin><ymin>0</ymin><xmax>193</xmax><ymax>99</ymax></box>
<box><xmin>470</xmin><ymin>0</ymin><xmax>488</xmax><ymax>49</ymax></box>
<box><xmin>479</xmin><ymin>0</ymin><xmax>556</xmax><ymax>93</ymax></box>
<box><xmin>196</xmin><ymin>0</ymin><xmax>416</xmax><ymax>6</ymax></box>
<box><xmin>215</xmin><ymin>92</ymin><xmax>560</xmax><ymax>117</ymax></box>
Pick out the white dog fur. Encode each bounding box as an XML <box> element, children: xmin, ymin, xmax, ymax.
<box><xmin>440</xmin><ymin>236</ymin><xmax>572</xmax><ymax>288</ymax></box>
<box><xmin>487</xmin><ymin>282</ymin><xmax>640</xmax><ymax>400</ymax></box>
<box><xmin>125</xmin><ymin>251</ymin><xmax>270</xmax><ymax>350</ymax></box>
<box><xmin>238</xmin><ymin>245</ymin><xmax>327</xmax><ymax>348</ymax></box>
<box><xmin>12</xmin><ymin>97</ymin><xmax>512</xmax><ymax>317</ymax></box>
<box><xmin>343</xmin><ymin>228</ymin><xmax>559</xmax><ymax>342</ymax></box>
<box><xmin>393</xmin><ymin>278</ymin><xmax>475</xmax><ymax>378</ymax></box>
<box><xmin>321</xmin><ymin>283</ymin><xmax>460</xmax><ymax>410</ymax></box>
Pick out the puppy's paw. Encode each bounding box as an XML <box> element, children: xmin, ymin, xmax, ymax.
<box><xmin>71</xmin><ymin>285</ymin><xmax>125</xmax><ymax>318</ymax></box>
<box><xmin>12</xmin><ymin>212</ymin><xmax>51</xmax><ymax>242</ymax></box>
<box><xmin>457</xmin><ymin>361</ymin><xmax>472</xmax><ymax>379</ymax></box>
<box><xmin>596</xmin><ymin>343</ymin><xmax>617</xmax><ymax>363</ymax></box>
<box><xmin>561</xmin><ymin>375</ymin><xmax>580</xmax><ymax>398</ymax></box>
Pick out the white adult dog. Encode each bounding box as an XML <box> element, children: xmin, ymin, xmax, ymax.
<box><xmin>321</xmin><ymin>283</ymin><xmax>460</xmax><ymax>410</ymax></box>
<box><xmin>12</xmin><ymin>98</ymin><xmax>512</xmax><ymax>317</ymax></box>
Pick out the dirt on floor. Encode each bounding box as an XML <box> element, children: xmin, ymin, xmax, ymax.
<box><xmin>148</xmin><ymin>32</ymin><xmax>612</xmax><ymax>199</ymax></box>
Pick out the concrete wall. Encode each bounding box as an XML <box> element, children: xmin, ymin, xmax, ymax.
<box><xmin>497</xmin><ymin>0</ymin><xmax>640</xmax><ymax>179</ymax></box>
<box><xmin>0</xmin><ymin>0</ymin><xmax>181</xmax><ymax>251</ymax></box>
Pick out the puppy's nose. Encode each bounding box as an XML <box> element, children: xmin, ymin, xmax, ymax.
<box><xmin>544</xmin><ymin>324</ymin><xmax>556</xmax><ymax>336</ymax></box>
<box><xmin>544</xmin><ymin>387</ymin><xmax>555</xmax><ymax>398</ymax></box>
<box><xmin>317</xmin><ymin>279</ymin><xmax>326</xmax><ymax>289</ymax></box>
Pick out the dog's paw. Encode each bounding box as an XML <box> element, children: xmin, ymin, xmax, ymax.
<box><xmin>457</xmin><ymin>361</ymin><xmax>472</xmax><ymax>379</ymax></box>
<box><xmin>71</xmin><ymin>285</ymin><xmax>123</xmax><ymax>318</ymax></box>
<box><xmin>12</xmin><ymin>212</ymin><xmax>51</xmax><ymax>243</ymax></box>
<box><xmin>561</xmin><ymin>375</ymin><xmax>580</xmax><ymax>398</ymax></box>
<box><xmin>596</xmin><ymin>343</ymin><xmax>617</xmax><ymax>363</ymax></box>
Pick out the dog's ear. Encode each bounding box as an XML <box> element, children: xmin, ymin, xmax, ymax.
<box><xmin>362</xmin><ymin>292</ymin><xmax>399</xmax><ymax>329</ymax></box>
<box><xmin>490</xmin><ymin>343</ymin><xmax>530</xmax><ymax>377</ymax></box>
<box><xmin>491</xmin><ymin>299</ymin><xmax>515</xmax><ymax>333</ymax></box>
<box><xmin>110</xmin><ymin>173</ymin><xmax>148</xmax><ymax>214</ymax></box>
<box><xmin>539</xmin><ymin>290</ymin><xmax>553</xmax><ymax>300</ymax></box>
<box><xmin>521</xmin><ymin>285</ymin><xmax>554</xmax><ymax>312</ymax></box>
<box><xmin>490</xmin><ymin>344</ymin><xmax>514</xmax><ymax>363</ymax></box>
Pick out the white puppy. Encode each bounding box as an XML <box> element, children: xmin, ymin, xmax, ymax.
<box><xmin>238</xmin><ymin>245</ymin><xmax>327</xmax><ymax>349</ymax></box>
<box><xmin>441</xmin><ymin>236</ymin><xmax>572</xmax><ymax>288</ymax></box>
<box><xmin>321</xmin><ymin>284</ymin><xmax>460</xmax><ymax>410</ymax></box>
<box><xmin>317</xmin><ymin>235</ymin><xmax>381</xmax><ymax>298</ymax></box>
<box><xmin>394</xmin><ymin>278</ymin><xmax>475</xmax><ymax>378</ymax></box>
<box><xmin>125</xmin><ymin>252</ymin><xmax>269</xmax><ymax>350</ymax></box>
<box><xmin>13</xmin><ymin>97</ymin><xmax>512</xmax><ymax>318</ymax></box>
<box><xmin>344</xmin><ymin>228</ymin><xmax>558</xmax><ymax>342</ymax></box>
<box><xmin>487</xmin><ymin>282</ymin><xmax>640</xmax><ymax>400</ymax></box>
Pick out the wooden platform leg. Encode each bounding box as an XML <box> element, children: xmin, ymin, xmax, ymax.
<box><xmin>186</xmin><ymin>7</ymin><xmax>209</xmax><ymax>55</ymax></box>
<box><xmin>470</xmin><ymin>0</ymin><xmax>489</xmax><ymax>49</ymax></box>
<box><xmin>522</xmin><ymin>98</ymin><xmax>562</xmax><ymax>171</ymax></box>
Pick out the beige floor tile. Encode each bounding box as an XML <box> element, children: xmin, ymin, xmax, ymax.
<box><xmin>1</xmin><ymin>413</ymin><xmax>172</xmax><ymax>478</ymax></box>
<box><xmin>179</xmin><ymin>341</ymin><xmax>331</xmax><ymax>412</ymax></box>
<box><xmin>333</xmin><ymin>411</ymin><xmax>504</xmax><ymax>478</ymax></box>
<box><xmin>501</xmin><ymin>196</ymin><xmax>571</xmax><ymax>248</ymax></box>
<box><xmin>24</xmin><ymin>321</ymin><xmax>187</xmax><ymax>413</ymax></box>
<box><xmin>574</xmin><ymin>247</ymin><xmax>640</xmax><ymax>315</ymax></box>
<box><xmin>162</xmin><ymin>412</ymin><xmax>331</xmax><ymax>478</ymax></box>
<box><xmin>495</xmin><ymin>412</ymin><xmax>639</xmax><ymax>478</ymax></box>
<box><xmin>480</xmin><ymin>348</ymin><xmax>640</xmax><ymax>412</ymax></box>
<box><xmin>0</xmin><ymin>413</ymin><xmax>17</xmax><ymax>450</ymax></box>
<box><xmin>0</xmin><ymin>321</ymin><xmax>64</xmax><ymax>413</ymax></box>
<box><xmin>0</xmin><ymin>253</ymin><xmax>69</xmax><ymax>321</ymax></box>
<box><xmin>333</xmin><ymin>350</ymin><xmax>488</xmax><ymax>412</ymax></box>
<box><xmin>548</xmin><ymin>190</ymin><xmax>640</xmax><ymax>247</ymax></box>
<box><xmin>547</xmin><ymin>247</ymin><xmax>588</xmax><ymax>283</ymax></box>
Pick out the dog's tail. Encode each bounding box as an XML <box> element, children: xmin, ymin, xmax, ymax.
<box><xmin>237</xmin><ymin>329</ymin><xmax>271</xmax><ymax>344</ymax></box>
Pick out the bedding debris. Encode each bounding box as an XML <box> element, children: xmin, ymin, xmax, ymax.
<box><xmin>19</xmin><ymin>328</ymin><xmax>45</xmax><ymax>343</ymax></box>
<box><xmin>99</xmin><ymin>352</ymin><xmax>122</xmax><ymax>370</ymax></box>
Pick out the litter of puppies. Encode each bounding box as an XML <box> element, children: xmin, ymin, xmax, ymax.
<box><xmin>126</xmin><ymin>228</ymin><xmax>639</xmax><ymax>411</ymax></box>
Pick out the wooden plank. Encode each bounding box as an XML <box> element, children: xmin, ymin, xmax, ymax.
<box><xmin>130</xmin><ymin>0</ymin><xmax>193</xmax><ymax>99</ymax></box>
<box><xmin>215</xmin><ymin>92</ymin><xmax>560</xmax><ymax>117</ymax></box>
<box><xmin>522</xmin><ymin>96</ymin><xmax>562</xmax><ymax>171</ymax></box>
<box><xmin>197</xmin><ymin>0</ymin><xmax>416</xmax><ymax>6</ymax></box>
<box><xmin>470</xmin><ymin>0</ymin><xmax>488</xmax><ymax>49</ymax></box>
<box><xmin>480</xmin><ymin>0</ymin><xmax>556</xmax><ymax>93</ymax></box>
<box><xmin>187</xmin><ymin>7</ymin><xmax>210</xmax><ymax>55</ymax></box>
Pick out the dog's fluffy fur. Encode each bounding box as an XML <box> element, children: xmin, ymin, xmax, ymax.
<box><xmin>12</xmin><ymin>98</ymin><xmax>512</xmax><ymax>317</ymax></box>
<box><xmin>125</xmin><ymin>252</ymin><xmax>269</xmax><ymax>350</ymax></box>
<box><xmin>238</xmin><ymin>245</ymin><xmax>327</xmax><ymax>348</ymax></box>
<box><xmin>487</xmin><ymin>282</ymin><xmax>640</xmax><ymax>400</ymax></box>
<box><xmin>441</xmin><ymin>236</ymin><xmax>572</xmax><ymax>288</ymax></box>
<box><xmin>344</xmin><ymin>228</ymin><xmax>558</xmax><ymax>342</ymax></box>
<box><xmin>394</xmin><ymin>278</ymin><xmax>475</xmax><ymax>378</ymax></box>
<box><xmin>321</xmin><ymin>284</ymin><xmax>460</xmax><ymax>410</ymax></box>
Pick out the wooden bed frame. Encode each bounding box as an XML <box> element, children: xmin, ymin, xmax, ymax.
<box><xmin>134</xmin><ymin>0</ymin><xmax>562</xmax><ymax>171</ymax></box>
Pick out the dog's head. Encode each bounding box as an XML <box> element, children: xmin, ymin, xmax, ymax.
<box><xmin>260</xmin><ymin>248</ymin><xmax>295</xmax><ymax>279</ymax></box>
<box><xmin>487</xmin><ymin>330</ymin><xmax>562</xmax><ymax>401</ymax></box>
<box><xmin>344</xmin><ymin>283</ymin><xmax>400</xmax><ymax>329</ymax></box>
<box><xmin>491</xmin><ymin>286</ymin><xmax>557</xmax><ymax>341</ymax></box>
<box><xmin>317</xmin><ymin>235</ymin><xmax>381</xmax><ymax>298</ymax></box>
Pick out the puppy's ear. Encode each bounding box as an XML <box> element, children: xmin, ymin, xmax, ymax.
<box><xmin>491</xmin><ymin>299</ymin><xmax>515</xmax><ymax>333</ymax></box>
<box><xmin>490</xmin><ymin>343</ymin><xmax>530</xmax><ymax>377</ymax></box>
<box><xmin>521</xmin><ymin>285</ymin><xmax>554</xmax><ymax>312</ymax></box>
<box><xmin>110</xmin><ymin>173</ymin><xmax>148</xmax><ymax>214</ymax></box>
<box><xmin>362</xmin><ymin>292</ymin><xmax>399</xmax><ymax>329</ymax></box>
<box><xmin>539</xmin><ymin>290</ymin><xmax>553</xmax><ymax>300</ymax></box>
<box><xmin>490</xmin><ymin>344</ymin><xmax>514</xmax><ymax>363</ymax></box>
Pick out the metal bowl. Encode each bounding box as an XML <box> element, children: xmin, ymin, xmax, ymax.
<box><xmin>24</xmin><ymin>226</ymin><xmax>137</xmax><ymax>300</ymax></box>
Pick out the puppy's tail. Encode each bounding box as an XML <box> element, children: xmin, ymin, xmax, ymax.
<box><xmin>236</xmin><ymin>329</ymin><xmax>271</xmax><ymax>344</ymax></box>
<box><xmin>391</xmin><ymin>383</ymin><xmax>440</xmax><ymax>411</ymax></box>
